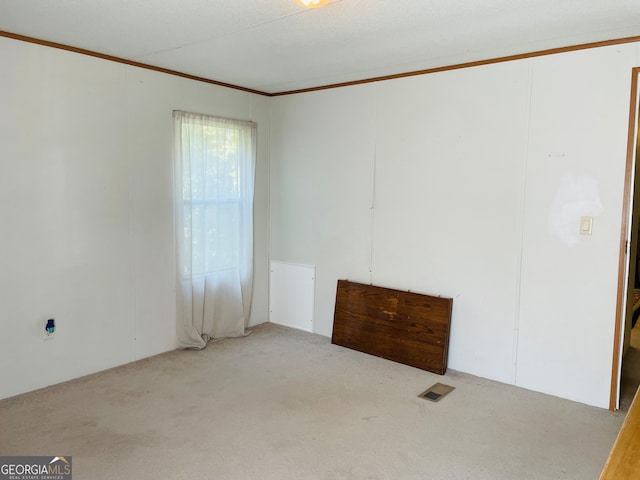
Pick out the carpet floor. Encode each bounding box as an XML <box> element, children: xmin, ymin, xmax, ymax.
<box><xmin>0</xmin><ymin>323</ymin><xmax>624</xmax><ymax>480</ymax></box>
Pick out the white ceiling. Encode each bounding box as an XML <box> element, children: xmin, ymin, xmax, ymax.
<box><xmin>1</xmin><ymin>0</ymin><xmax>639</xmax><ymax>94</ymax></box>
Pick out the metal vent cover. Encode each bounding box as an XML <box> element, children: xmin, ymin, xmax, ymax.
<box><xmin>418</xmin><ymin>383</ymin><xmax>455</xmax><ymax>402</ymax></box>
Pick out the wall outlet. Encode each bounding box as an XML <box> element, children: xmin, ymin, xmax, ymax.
<box><xmin>42</xmin><ymin>319</ymin><xmax>55</xmax><ymax>341</ymax></box>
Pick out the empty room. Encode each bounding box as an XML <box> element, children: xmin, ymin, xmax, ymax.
<box><xmin>2</xmin><ymin>1</ymin><xmax>640</xmax><ymax>479</ymax></box>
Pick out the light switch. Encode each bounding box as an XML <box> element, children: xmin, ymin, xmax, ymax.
<box><xmin>580</xmin><ymin>216</ymin><xmax>593</xmax><ymax>235</ymax></box>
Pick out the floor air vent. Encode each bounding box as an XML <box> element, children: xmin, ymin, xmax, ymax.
<box><xmin>418</xmin><ymin>383</ymin><xmax>455</xmax><ymax>402</ymax></box>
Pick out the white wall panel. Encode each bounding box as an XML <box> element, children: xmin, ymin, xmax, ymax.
<box><xmin>270</xmin><ymin>85</ymin><xmax>376</xmax><ymax>337</ymax></box>
<box><xmin>516</xmin><ymin>44</ymin><xmax>636</xmax><ymax>407</ymax></box>
<box><xmin>0</xmin><ymin>40</ymin><xmax>135</xmax><ymax>397</ymax></box>
<box><xmin>125</xmin><ymin>67</ymin><xmax>270</xmax><ymax>358</ymax></box>
<box><xmin>270</xmin><ymin>42</ymin><xmax>640</xmax><ymax>407</ymax></box>
<box><xmin>269</xmin><ymin>261</ymin><xmax>315</xmax><ymax>332</ymax></box>
<box><xmin>372</xmin><ymin>61</ymin><xmax>531</xmax><ymax>384</ymax></box>
<box><xmin>2</xmin><ymin>32</ymin><xmax>638</xmax><ymax>407</ymax></box>
<box><xmin>0</xmin><ymin>37</ymin><xmax>271</xmax><ymax>399</ymax></box>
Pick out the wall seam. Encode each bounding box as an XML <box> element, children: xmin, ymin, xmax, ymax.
<box><xmin>125</xmin><ymin>65</ymin><xmax>139</xmax><ymax>361</ymax></box>
<box><xmin>511</xmin><ymin>58</ymin><xmax>535</xmax><ymax>385</ymax></box>
<box><xmin>267</xmin><ymin>94</ymin><xmax>273</xmax><ymax>325</ymax></box>
<box><xmin>368</xmin><ymin>82</ymin><xmax>378</xmax><ymax>285</ymax></box>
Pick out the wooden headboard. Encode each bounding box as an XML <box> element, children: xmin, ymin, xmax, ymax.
<box><xmin>331</xmin><ymin>280</ymin><xmax>453</xmax><ymax>375</ymax></box>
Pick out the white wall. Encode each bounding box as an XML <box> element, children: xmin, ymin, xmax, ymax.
<box><xmin>1</xmin><ymin>33</ymin><xmax>637</xmax><ymax>409</ymax></box>
<box><xmin>270</xmin><ymin>42</ymin><xmax>640</xmax><ymax>408</ymax></box>
<box><xmin>270</xmin><ymin>85</ymin><xmax>376</xmax><ymax>337</ymax></box>
<box><xmin>0</xmin><ymin>37</ymin><xmax>270</xmax><ymax>399</ymax></box>
<box><xmin>516</xmin><ymin>45</ymin><xmax>637</xmax><ymax>406</ymax></box>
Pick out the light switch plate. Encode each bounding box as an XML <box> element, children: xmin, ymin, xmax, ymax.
<box><xmin>580</xmin><ymin>216</ymin><xmax>593</xmax><ymax>235</ymax></box>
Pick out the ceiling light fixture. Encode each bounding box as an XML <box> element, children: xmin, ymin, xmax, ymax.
<box><xmin>296</xmin><ymin>0</ymin><xmax>329</xmax><ymax>8</ymax></box>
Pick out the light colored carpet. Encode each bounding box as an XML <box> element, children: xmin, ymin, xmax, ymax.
<box><xmin>0</xmin><ymin>323</ymin><xmax>624</xmax><ymax>479</ymax></box>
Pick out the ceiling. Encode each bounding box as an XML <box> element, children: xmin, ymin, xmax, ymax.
<box><xmin>1</xmin><ymin>0</ymin><xmax>639</xmax><ymax>95</ymax></box>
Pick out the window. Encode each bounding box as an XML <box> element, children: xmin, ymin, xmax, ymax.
<box><xmin>173</xmin><ymin>111</ymin><xmax>256</xmax><ymax>346</ymax></box>
<box><xmin>173</xmin><ymin>111</ymin><xmax>256</xmax><ymax>278</ymax></box>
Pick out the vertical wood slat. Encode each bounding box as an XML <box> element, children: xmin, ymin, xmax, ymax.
<box><xmin>331</xmin><ymin>280</ymin><xmax>453</xmax><ymax>374</ymax></box>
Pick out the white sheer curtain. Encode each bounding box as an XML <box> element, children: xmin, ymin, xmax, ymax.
<box><xmin>173</xmin><ymin>111</ymin><xmax>256</xmax><ymax>349</ymax></box>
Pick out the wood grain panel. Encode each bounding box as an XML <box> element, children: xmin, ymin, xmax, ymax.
<box><xmin>600</xmin><ymin>388</ymin><xmax>640</xmax><ymax>479</ymax></box>
<box><xmin>332</xmin><ymin>280</ymin><xmax>453</xmax><ymax>374</ymax></box>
